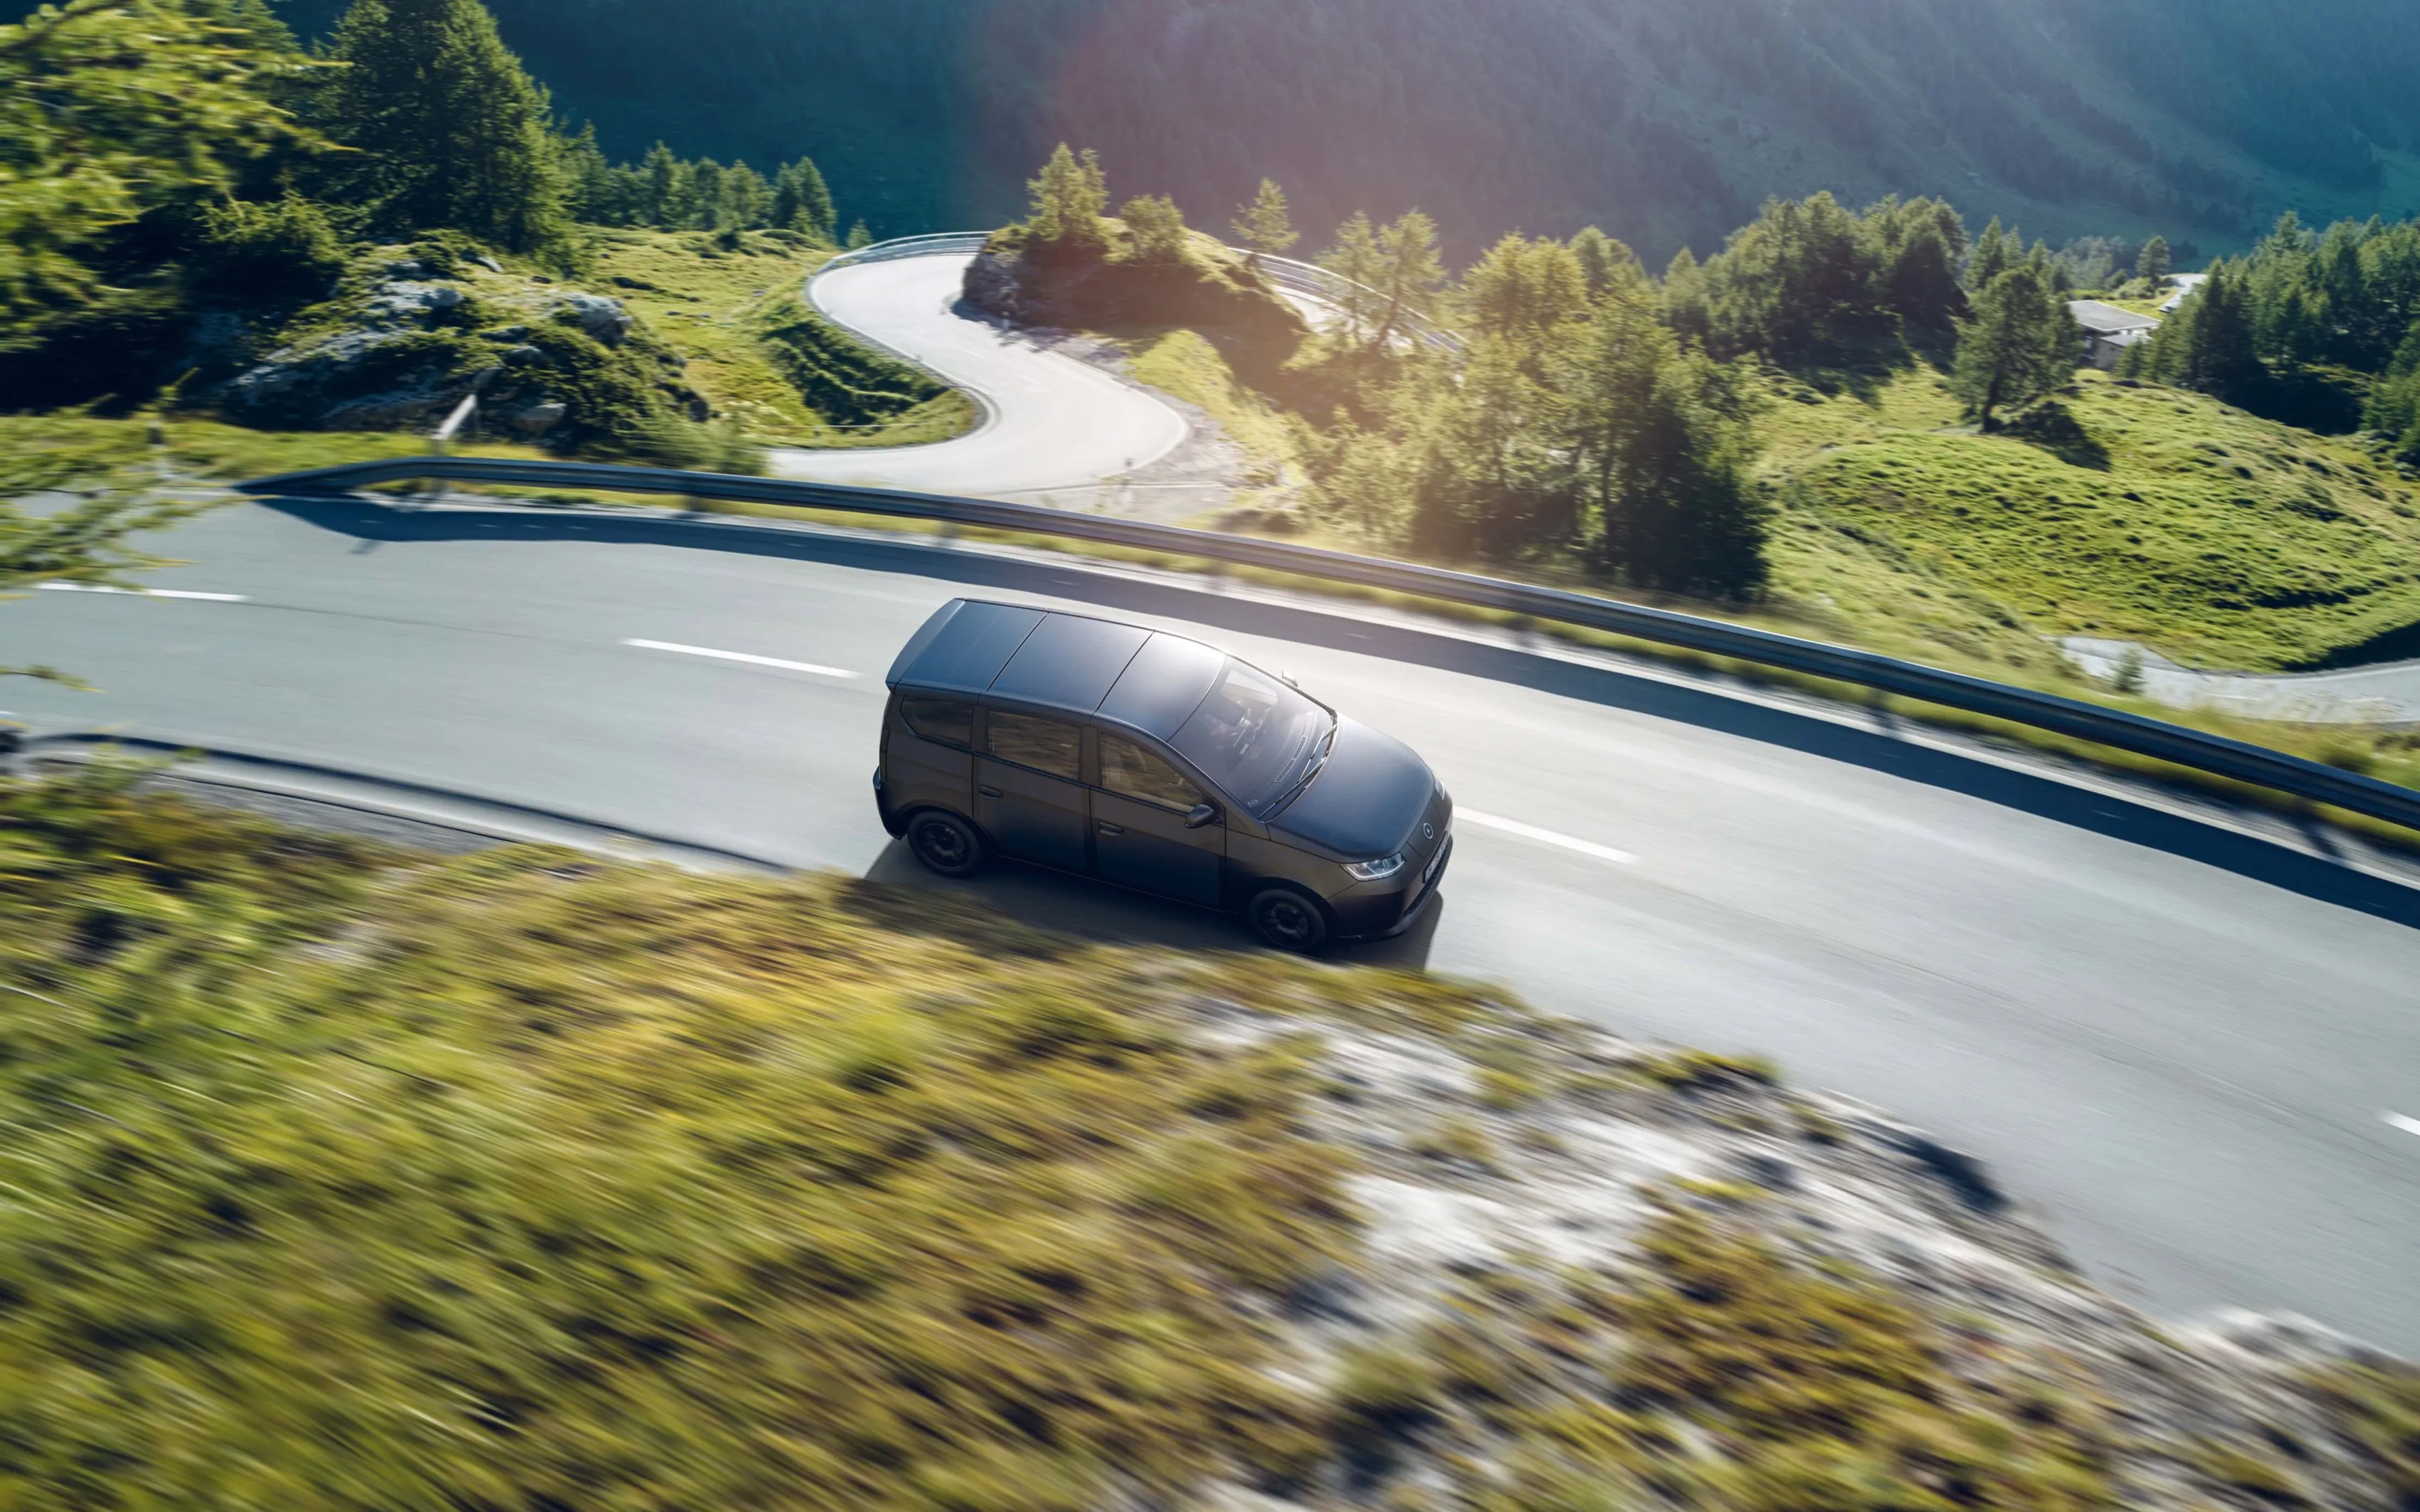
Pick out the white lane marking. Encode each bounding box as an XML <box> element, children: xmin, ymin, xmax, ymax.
<box><xmin>40</xmin><ymin>583</ymin><xmax>248</xmax><ymax>602</ymax></box>
<box><xmin>1457</xmin><ymin>810</ymin><xmax>1636</xmax><ymax>865</ymax></box>
<box><xmin>623</xmin><ymin>638</ymin><xmax>858</xmax><ymax>680</ymax></box>
<box><xmin>2387</xmin><ymin>1112</ymin><xmax>2420</xmax><ymax>1140</ymax></box>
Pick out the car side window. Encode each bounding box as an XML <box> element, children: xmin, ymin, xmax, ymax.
<box><xmin>1100</xmin><ymin>732</ymin><xmax>1206</xmax><ymax>812</ymax></box>
<box><xmin>984</xmin><ymin>709</ymin><xmax>1082</xmax><ymax>781</ymax></box>
<box><xmin>901</xmin><ymin>697</ymin><xmax>974</xmax><ymax>749</ymax></box>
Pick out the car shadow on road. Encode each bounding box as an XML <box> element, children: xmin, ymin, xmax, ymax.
<box><xmin>256</xmin><ymin>495</ymin><xmax>2420</xmax><ymax>934</ymax></box>
<box><xmin>861</xmin><ymin>839</ymin><xmax>1443</xmax><ymax>968</ymax></box>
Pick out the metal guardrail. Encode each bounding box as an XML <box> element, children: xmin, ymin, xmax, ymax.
<box><xmin>817</xmin><ymin>233</ymin><xmax>993</xmax><ymax>275</ymax></box>
<box><xmin>1246</xmin><ymin>252</ymin><xmax>1458</xmax><ymax>349</ymax></box>
<box><xmin>236</xmin><ymin>456</ymin><xmax>2420</xmax><ymax>835</ymax></box>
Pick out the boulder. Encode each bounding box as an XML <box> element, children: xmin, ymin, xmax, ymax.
<box><xmin>365</xmin><ymin>281</ymin><xmax>466</xmax><ymax>324</ymax></box>
<box><xmin>507</xmin><ymin>400</ymin><xmax>568</xmax><ymax>436</ymax></box>
<box><xmin>556</xmin><ymin>292</ymin><xmax>632</xmax><ymax>345</ymax></box>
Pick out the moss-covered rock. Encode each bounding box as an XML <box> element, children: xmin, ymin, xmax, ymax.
<box><xmin>966</xmin><ymin>221</ymin><xmax>1308</xmax><ymax>367</ymax></box>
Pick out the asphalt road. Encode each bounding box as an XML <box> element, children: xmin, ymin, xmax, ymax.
<box><xmin>767</xmin><ymin>253</ymin><xmax>1189</xmax><ymax>497</ymax></box>
<box><xmin>11</xmin><ymin>499</ymin><xmax>2420</xmax><ymax>1352</ymax></box>
<box><xmin>2065</xmin><ymin>635</ymin><xmax>2420</xmax><ymax>725</ymax></box>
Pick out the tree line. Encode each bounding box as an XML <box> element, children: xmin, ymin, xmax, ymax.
<box><xmin>561</xmin><ymin>134</ymin><xmax>853</xmax><ymax>242</ymax></box>
<box><xmin>0</xmin><ymin>0</ymin><xmax>856</xmax><ymax>361</ymax></box>
<box><xmin>2122</xmin><ymin>212</ymin><xmax>2420</xmax><ymax>456</ymax></box>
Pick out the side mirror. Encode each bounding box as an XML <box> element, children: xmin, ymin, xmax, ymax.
<box><xmin>1184</xmin><ymin>802</ymin><xmax>1221</xmax><ymax>830</ymax></box>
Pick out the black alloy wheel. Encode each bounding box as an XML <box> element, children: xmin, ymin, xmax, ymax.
<box><xmin>1248</xmin><ymin>887</ymin><xmax>1330</xmax><ymax>953</ymax></box>
<box><xmin>907</xmin><ymin>811</ymin><xmax>987</xmax><ymax>877</ymax></box>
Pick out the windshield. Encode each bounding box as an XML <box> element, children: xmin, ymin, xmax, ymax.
<box><xmin>1169</xmin><ymin>660</ymin><xmax>1335</xmax><ymax>818</ymax></box>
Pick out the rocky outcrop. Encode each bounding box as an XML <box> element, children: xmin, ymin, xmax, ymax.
<box><xmin>962</xmin><ymin>231</ymin><xmax>1308</xmax><ymax>364</ymax></box>
<box><xmin>209</xmin><ymin>251</ymin><xmax>696</xmax><ymax>454</ymax></box>
<box><xmin>1187</xmin><ymin>998</ymin><xmax>2418</xmax><ymax>1510</ymax></box>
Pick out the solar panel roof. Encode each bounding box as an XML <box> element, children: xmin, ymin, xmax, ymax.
<box><xmin>989</xmin><ymin>613</ymin><xmax>1151</xmax><ymax>711</ymax></box>
<box><xmin>888</xmin><ymin>601</ymin><xmax>1226</xmax><ymax>731</ymax></box>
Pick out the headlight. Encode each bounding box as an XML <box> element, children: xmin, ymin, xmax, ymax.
<box><xmin>1343</xmin><ymin>852</ymin><xmax>1406</xmax><ymax>882</ymax></box>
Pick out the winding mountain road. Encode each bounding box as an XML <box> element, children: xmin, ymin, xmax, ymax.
<box><xmin>12</xmin><ymin>498</ymin><xmax>2420</xmax><ymax>1353</ymax></box>
<box><xmin>767</xmin><ymin>253</ymin><xmax>1190</xmax><ymax>499</ymax></box>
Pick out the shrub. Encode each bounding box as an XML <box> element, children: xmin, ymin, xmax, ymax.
<box><xmin>193</xmin><ymin>195</ymin><xmax>347</xmax><ymax>302</ymax></box>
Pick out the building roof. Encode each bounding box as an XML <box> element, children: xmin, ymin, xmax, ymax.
<box><xmin>2068</xmin><ymin>300</ymin><xmax>2161</xmax><ymax>336</ymax></box>
<box><xmin>887</xmin><ymin>598</ymin><xmax>1226</xmax><ymax>734</ymax></box>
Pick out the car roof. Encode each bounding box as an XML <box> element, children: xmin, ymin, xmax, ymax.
<box><xmin>886</xmin><ymin>599</ymin><xmax>1227</xmax><ymax>735</ymax></box>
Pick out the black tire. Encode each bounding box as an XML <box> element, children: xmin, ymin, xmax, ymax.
<box><xmin>906</xmin><ymin>810</ymin><xmax>987</xmax><ymax>877</ymax></box>
<box><xmin>1247</xmin><ymin>886</ymin><xmax>1331</xmax><ymax>953</ymax></box>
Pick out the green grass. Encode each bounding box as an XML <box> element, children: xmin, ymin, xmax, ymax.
<box><xmin>1758</xmin><ymin>367</ymin><xmax>2420</xmax><ymax>672</ymax></box>
<box><xmin>0</xmin><ymin>766</ymin><xmax>1352</xmax><ymax>1508</ymax></box>
<box><xmin>588</xmin><ymin>227</ymin><xmax>975</xmax><ymax>448</ymax></box>
<box><xmin>4</xmin><ymin>771</ymin><xmax>2414</xmax><ymax>1507</ymax></box>
<box><xmin>0</xmin><ymin>411</ymin><xmax>556</xmax><ymax>489</ymax></box>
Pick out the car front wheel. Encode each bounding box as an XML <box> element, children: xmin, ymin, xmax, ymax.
<box><xmin>907</xmin><ymin>810</ymin><xmax>987</xmax><ymax>877</ymax></box>
<box><xmin>1247</xmin><ymin>887</ymin><xmax>1331</xmax><ymax>953</ymax></box>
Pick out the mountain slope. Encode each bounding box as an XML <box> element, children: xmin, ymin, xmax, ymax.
<box><xmin>265</xmin><ymin>0</ymin><xmax>2420</xmax><ymax>260</ymax></box>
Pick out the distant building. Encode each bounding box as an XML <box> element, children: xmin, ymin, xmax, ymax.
<box><xmin>2068</xmin><ymin>300</ymin><xmax>2161</xmax><ymax>369</ymax></box>
<box><xmin>2159</xmin><ymin>272</ymin><xmax>2209</xmax><ymax>314</ymax></box>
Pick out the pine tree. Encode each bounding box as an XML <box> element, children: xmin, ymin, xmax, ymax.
<box><xmin>1231</xmin><ymin>179</ymin><xmax>1298</xmax><ymax>261</ymax></box>
<box><xmin>845</xmin><ymin>220</ymin><xmax>872</xmax><ymax>249</ymax></box>
<box><xmin>2136</xmin><ymin>235</ymin><xmax>2172</xmax><ymax>285</ymax></box>
<box><xmin>2172</xmin><ymin>263</ymin><xmax>2262</xmax><ymax>401</ymax></box>
<box><xmin>310</xmin><ymin>0</ymin><xmax>570</xmax><ymax>256</ymax></box>
<box><xmin>1967</xmin><ymin>218</ymin><xmax>2014</xmax><ymax>290</ymax></box>
<box><xmin>1661</xmin><ymin>247</ymin><xmax>1711</xmax><ymax>347</ymax></box>
<box><xmin>689</xmin><ymin>160</ymin><xmax>725</xmax><ymax>230</ymax></box>
<box><xmin>641</xmin><ymin>142</ymin><xmax>680</xmax><ymax>226</ymax></box>
<box><xmin>1568</xmin><ymin>226</ymin><xmax>1643</xmax><ymax>300</ymax></box>
<box><xmin>1025</xmin><ymin>144</ymin><xmax>1107</xmax><ymax>251</ymax></box>
<box><xmin>1317</xmin><ymin>212</ymin><xmax>1384</xmax><ymax>346</ymax></box>
<box><xmin>772</xmin><ymin>157</ymin><xmax>835</xmax><ymax>239</ymax></box>
<box><xmin>1950</xmin><ymin>265</ymin><xmax>2076</xmax><ymax>430</ymax></box>
<box><xmin>1120</xmin><ymin>195</ymin><xmax>1187</xmax><ymax>261</ymax></box>
<box><xmin>1371</xmin><ymin>211</ymin><xmax>1444</xmax><ymax>348</ymax></box>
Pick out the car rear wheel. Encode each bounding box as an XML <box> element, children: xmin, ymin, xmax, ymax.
<box><xmin>1247</xmin><ymin>887</ymin><xmax>1331</xmax><ymax>953</ymax></box>
<box><xmin>907</xmin><ymin>810</ymin><xmax>987</xmax><ymax>877</ymax></box>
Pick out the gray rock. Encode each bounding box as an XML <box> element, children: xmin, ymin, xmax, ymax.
<box><xmin>483</xmin><ymin>324</ymin><xmax>529</xmax><ymax>341</ymax></box>
<box><xmin>365</xmin><ymin>281</ymin><xmax>466</xmax><ymax>324</ymax></box>
<box><xmin>500</xmin><ymin>344</ymin><xmax>547</xmax><ymax>367</ymax></box>
<box><xmin>470</xmin><ymin>253</ymin><xmax>504</xmax><ymax>273</ymax></box>
<box><xmin>507</xmin><ymin>401</ymin><xmax>568</xmax><ymax>436</ymax></box>
<box><xmin>385</xmin><ymin>258</ymin><xmax>426</xmax><ymax>278</ymax></box>
<box><xmin>555</xmin><ymin>292</ymin><xmax>632</xmax><ymax>344</ymax></box>
<box><xmin>220</xmin><ymin>329</ymin><xmax>409</xmax><ymax>409</ymax></box>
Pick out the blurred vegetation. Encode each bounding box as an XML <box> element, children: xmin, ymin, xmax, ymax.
<box><xmin>0</xmin><ymin>766</ymin><xmax>1353</xmax><ymax>1507</ymax></box>
<box><xmin>0</xmin><ymin>0</ymin><xmax>937</xmax><ymax>465</ymax></box>
<box><xmin>1</xmin><ymin>771</ymin><xmax>2415</xmax><ymax>1503</ymax></box>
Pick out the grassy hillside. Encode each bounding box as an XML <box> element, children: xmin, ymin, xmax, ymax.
<box><xmin>1760</xmin><ymin>368</ymin><xmax>2420</xmax><ymax>672</ymax></box>
<box><xmin>589</xmin><ymin>228</ymin><xmax>973</xmax><ymax>447</ymax></box>
<box><xmin>265</xmin><ymin>0</ymin><xmax>2420</xmax><ymax>261</ymax></box>
<box><xmin>11</xmin><ymin>769</ymin><xmax>2417</xmax><ymax>1506</ymax></box>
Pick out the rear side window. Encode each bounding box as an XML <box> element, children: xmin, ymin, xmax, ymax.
<box><xmin>1100</xmin><ymin>733</ymin><xmax>1204</xmax><ymax>812</ymax></box>
<box><xmin>984</xmin><ymin>710</ymin><xmax>1081</xmax><ymax>780</ymax></box>
<box><xmin>901</xmin><ymin>698</ymin><xmax>974</xmax><ymax>749</ymax></box>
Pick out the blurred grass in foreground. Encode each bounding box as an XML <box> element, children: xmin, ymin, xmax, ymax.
<box><xmin>0</xmin><ymin>764</ymin><xmax>1385</xmax><ymax>1506</ymax></box>
<box><xmin>4</xmin><ymin>767</ymin><xmax>2416</xmax><ymax>1508</ymax></box>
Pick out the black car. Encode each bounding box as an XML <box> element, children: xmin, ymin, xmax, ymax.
<box><xmin>873</xmin><ymin>598</ymin><xmax>1452</xmax><ymax>951</ymax></box>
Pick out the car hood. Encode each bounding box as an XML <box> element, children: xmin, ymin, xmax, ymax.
<box><xmin>1268</xmin><ymin>715</ymin><xmax>1436</xmax><ymax>860</ymax></box>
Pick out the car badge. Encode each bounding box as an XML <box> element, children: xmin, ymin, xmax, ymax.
<box><xmin>1422</xmin><ymin>823</ymin><xmax>1435</xmax><ymax>840</ymax></box>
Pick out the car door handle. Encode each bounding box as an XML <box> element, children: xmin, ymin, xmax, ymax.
<box><xmin>977</xmin><ymin>785</ymin><xmax>1003</xmax><ymax>798</ymax></box>
<box><xmin>1097</xmin><ymin>822</ymin><xmax>1125</xmax><ymax>836</ymax></box>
